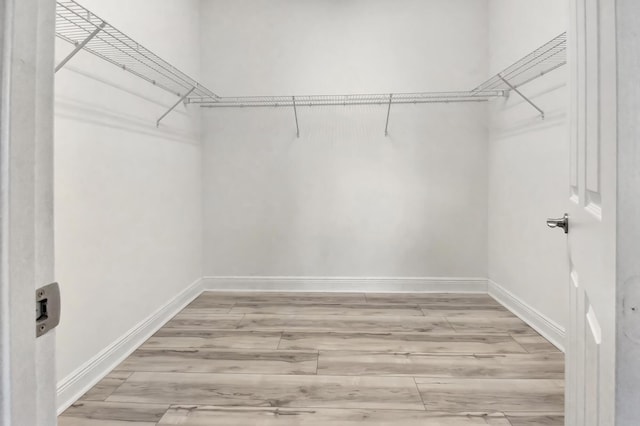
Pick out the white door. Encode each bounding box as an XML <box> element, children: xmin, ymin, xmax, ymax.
<box><xmin>0</xmin><ymin>0</ymin><xmax>57</xmax><ymax>425</ymax></box>
<box><xmin>563</xmin><ymin>0</ymin><xmax>618</xmax><ymax>425</ymax></box>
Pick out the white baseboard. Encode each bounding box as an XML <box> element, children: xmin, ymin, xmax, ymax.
<box><xmin>202</xmin><ymin>276</ymin><xmax>488</xmax><ymax>293</ymax></box>
<box><xmin>56</xmin><ymin>277</ymin><xmax>203</xmax><ymax>414</ymax></box>
<box><xmin>488</xmin><ymin>279</ymin><xmax>565</xmax><ymax>352</ymax></box>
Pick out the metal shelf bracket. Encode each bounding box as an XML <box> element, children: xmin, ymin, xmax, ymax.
<box><xmin>55</xmin><ymin>21</ymin><xmax>105</xmax><ymax>72</ymax></box>
<box><xmin>156</xmin><ymin>86</ymin><xmax>196</xmax><ymax>127</ymax></box>
<box><xmin>499</xmin><ymin>74</ymin><xmax>545</xmax><ymax>119</ymax></box>
<box><xmin>293</xmin><ymin>96</ymin><xmax>300</xmax><ymax>138</ymax></box>
<box><xmin>385</xmin><ymin>94</ymin><xmax>393</xmax><ymax>136</ymax></box>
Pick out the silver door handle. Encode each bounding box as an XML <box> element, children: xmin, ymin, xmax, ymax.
<box><xmin>547</xmin><ymin>213</ymin><xmax>569</xmax><ymax>234</ymax></box>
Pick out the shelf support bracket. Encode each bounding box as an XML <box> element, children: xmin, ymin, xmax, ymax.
<box><xmin>55</xmin><ymin>22</ymin><xmax>106</xmax><ymax>73</ymax></box>
<box><xmin>156</xmin><ymin>86</ymin><xmax>196</xmax><ymax>127</ymax></box>
<box><xmin>499</xmin><ymin>75</ymin><xmax>545</xmax><ymax>119</ymax></box>
<box><xmin>292</xmin><ymin>96</ymin><xmax>300</xmax><ymax>138</ymax></box>
<box><xmin>385</xmin><ymin>94</ymin><xmax>393</xmax><ymax>136</ymax></box>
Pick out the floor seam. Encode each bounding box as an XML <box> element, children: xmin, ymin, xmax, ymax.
<box><xmin>509</xmin><ymin>333</ymin><xmax>532</xmax><ymax>353</ymax></box>
<box><xmin>412</xmin><ymin>376</ymin><xmax>428</xmax><ymax>411</ymax></box>
<box><xmin>443</xmin><ymin>315</ymin><xmax>456</xmax><ymax>332</ymax></box>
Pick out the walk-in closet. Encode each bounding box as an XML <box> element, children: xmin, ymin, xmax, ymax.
<box><xmin>6</xmin><ymin>0</ymin><xmax>639</xmax><ymax>425</ymax></box>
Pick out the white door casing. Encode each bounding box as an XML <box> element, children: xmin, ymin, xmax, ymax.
<box><xmin>0</xmin><ymin>0</ymin><xmax>56</xmax><ymax>425</ymax></box>
<box><xmin>614</xmin><ymin>0</ymin><xmax>640</xmax><ymax>423</ymax></box>
<box><xmin>566</xmin><ymin>0</ymin><xmax>617</xmax><ymax>425</ymax></box>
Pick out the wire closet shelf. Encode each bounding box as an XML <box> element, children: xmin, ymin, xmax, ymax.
<box><xmin>193</xmin><ymin>32</ymin><xmax>568</xmax><ymax>109</ymax></box>
<box><xmin>55</xmin><ymin>0</ymin><xmax>566</xmax><ymax>124</ymax></box>
<box><xmin>55</xmin><ymin>0</ymin><xmax>218</xmax><ymax>101</ymax></box>
<box><xmin>190</xmin><ymin>91</ymin><xmax>503</xmax><ymax>108</ymax></box>
<box><xmin>474</xmin><ymin>32</ymin><xmax>568</xmax><ymax>93</ymax></box>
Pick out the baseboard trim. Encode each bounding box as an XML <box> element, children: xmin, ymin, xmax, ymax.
<box><xmin>488</xmin><ymin>279</ymin><xmax>565</xmax><ymax>352</ymax></box>
<box><xmin>202</xmin><ymin>276</ymin><xmax>488</xmax><ymax>293</ymax></box>
<box><xmin>56</xmin><ymin>277</ymin><xmax>203</xmax><ymax>414</ymax></box>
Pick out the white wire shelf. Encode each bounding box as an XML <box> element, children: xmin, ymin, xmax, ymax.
<box><xmin>55</xmin><ymin>0</ymin><xmax>566</xmax><ymax>129</ymax></box>
<box><xmin>193</xmin><ymin>32</ymin><xmax>567</xmax><ymax>110</ymax></box>
<box><xmin>474</xmin><ymin>32</ymin><xmax>567</xmax><ymax>93</ymax></box>
<box><xmin>55</xmin><ymin>0</ymin><xmax>218</xmax><ymax>124</ymax></box>
<box><xmin>192</xmin><ymin>91</ymin><xmax>504</xmax><ymax>108</ymax></box>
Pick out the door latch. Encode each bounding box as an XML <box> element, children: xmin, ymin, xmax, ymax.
<box><xmin>36</xmin><ymin>282</ymin><xmax>61</xmax><ymax>337</ymax></box>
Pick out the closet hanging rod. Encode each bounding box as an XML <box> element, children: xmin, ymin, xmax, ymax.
<box><xmin>55</xmin><ymin>0</ymin><xmax>219</xmax><ymax>125</ymax></box>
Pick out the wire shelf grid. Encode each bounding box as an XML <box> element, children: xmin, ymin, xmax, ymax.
<box><xmin>55</xmin><ymin>0</ymin><xmax>218</xmax><ymax>100</ymax></box>
<box><xmin>192</xmin><ymin>33</ymin><xmax>567</xmax><ymax>108</ymax></box>
<box><xmin>473</xmin><ymin>32</ymin><xmax>567</xmax><ymax>93</ymax></box>
<box><xmin>55</xmin><ymin>0</ymin><xmax>567</xmax><ymax>123</ymax></box>
<box><xmin>192</xmin><ymin>91</ymin><xmax>505</xmax><ymax>108</ymax></box>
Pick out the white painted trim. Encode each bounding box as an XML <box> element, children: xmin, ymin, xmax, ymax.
<box><xmin>488</xmin><ymin>279</ymin><xmax>565</xmax><ymax>352</ymax></box>
<box><xmin>56</xmin><ymin>278</ymin><xmax>203</xmax><ymax>414</ymax></box>
<box><xmin>202</xmin><ymin>276</ymin><xmax>488</xmax><ymax>293</ymax></box>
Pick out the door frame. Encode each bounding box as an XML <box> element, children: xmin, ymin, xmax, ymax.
<box><xmin>613</xmin><ymin>0</ymin><xmax>640</xmax><ymax>422</ymax></box>
<box><xmin>1</xmin><ymin>0</ymin><xmax>640</xmax><ymax>424</ymax></box>
<box><xmin>0</xmin><ymin>0</ymin><xmax>56</xmax><ymax>425</ymax></box>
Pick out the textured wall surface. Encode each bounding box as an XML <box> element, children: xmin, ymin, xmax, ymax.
<box><xmin>54</xmin><ymin>0</ymin><xmax>204</xmax><ymax>383</ymax></box>
<box><xmin>201</xmin><ymin>0</ymin><xmax>490</xmax><ymax>279</ymax></box>
<box><xmin>487</xmin><ymin>0</ymin><xmax>569</xmax><ymax>328</ymax></box>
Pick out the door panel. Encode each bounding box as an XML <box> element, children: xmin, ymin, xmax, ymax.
<box><xmin>584</xmin><ymin>303</ymin><xmax>601</xmax><ymax>426</ymax></box>
<box><xmin>584</xmin><ymin>0</ymin><xmax>601</xmax><ymax>212</ymax></box>
<box><xmin>566</xmin><ymin>0</ymin><xmax>616</xmax><ymax>425</ymax></box>
<box><xmin>567</xmin><ymin>269</ymin><xmax>584</xmax><ymax>426</ymax></box>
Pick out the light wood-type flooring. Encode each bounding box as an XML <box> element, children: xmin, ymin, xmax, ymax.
<box><xmin>59</xmin><ymin>292</ymin><xmax>565</xmax><ymax>425</ymax></box>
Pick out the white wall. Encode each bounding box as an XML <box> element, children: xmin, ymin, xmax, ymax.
<box><xmin>52</xmin><ymin>0</ymin><xmax>571</xmax><ymax>392</ymax></box>
<box><xmin>487</xmin><ymin>1</ymin><xmax>569</xmax><ymax>329</ymax></box>
<box><xmin>200</xmin><ymin>0</ymin><xmax>490</xmax><ymax>279</ymax></box>
<box><xmin>54</xmin><ymin>0</ymin><xmax>203</xmax><ymax>384</ymax></box>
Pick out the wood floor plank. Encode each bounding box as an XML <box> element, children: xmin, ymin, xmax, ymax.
<box><xmin>61</xmin><ymin>400</ymin><xmax>168</xmax><ymax>423</ymax></box>
<box><xmin>198</xmin><ymin>292</ymin><xmax>368</xmax><ymax>305</ymax></box>
<box><xmin>178</xmin><ymin>307</ymin><xmax>237</xmax><ymax>316</ymax></box>
<box><xmin>421</xmin><ymin>307</ymin><xmax>515</xmax><ymax>318</ymax></box>
<box><xmin>366</xmin><ymin>293</ymin><xmax>500</xmax><ymax>307</ymax></box>
<box><xmin>230</xmin><ymin>303</ymin><xmax>424</xmax><ymax>316</ymax></box>
<box><xmin>183</xmin><ymin>297</ymin><xmax>234</xmax><ymax>313</ymax></box>
<box><xmin>447</xmin><ymin>317</ymin><xmax>536</xmax><ymax>335</ymax></box>
<box><xmin>163</xmin><ymin>313</ymin><xmax>244</xmax><ymax>329</ymax></box>
<box><xmin>280</xmin><ymin>331</ymin><xmax>527</xmax><ymax>353</ymax></box>
<box><xmin>158</xmin><ymin>406</ymin><xmax>512</xmax><ymax>425</ymax></box>
<box><xmin>237</xmin><ymin>314</ymin><xmax>452</xmax><ymax>333</ymax></box>
<box><xmin>504</xmin><ymin>412</ymin><xmax>565</xmax><ymax>425</ymax></box>
<box><xmin>510</xmin><ymin>334</ymin><xmax>562</xmax><ymax>353</ymax></box>
<box><xmin>62</xmin><ymin>292</ymin><xmax>564</xmax><ymax>424</ymax></box>
<box><xmin>145</xmin><ymin>329</ymin><xmax>282</xmax><ymax>350</ymax></box>
<box><xmin>80</xmin><ymin>372</ymin><xmax>132</xmax><ymax>402</ymax></box>
<box><xmin>58</xmin><ymin>418</ymin><xmax>156</xmax><ymax>426</ymax></box>
<box><xmin>415</xmin><ymin>378</ymin><xmax>564</xmax><ymax>412</ymax></box>
<box><xmin>317</xmin><ymin>351</ymin><xmax>564</xmax><ymax>379</ymax></box>
<box><xmin>107</xmin><ymin>372</ymin><xmax>425</xmax><ymax>410</ymax></box>
<box><xmin>115</xmin><ymin>348</ymin><xmax>318</xmax><ymax>375</ymax></box>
